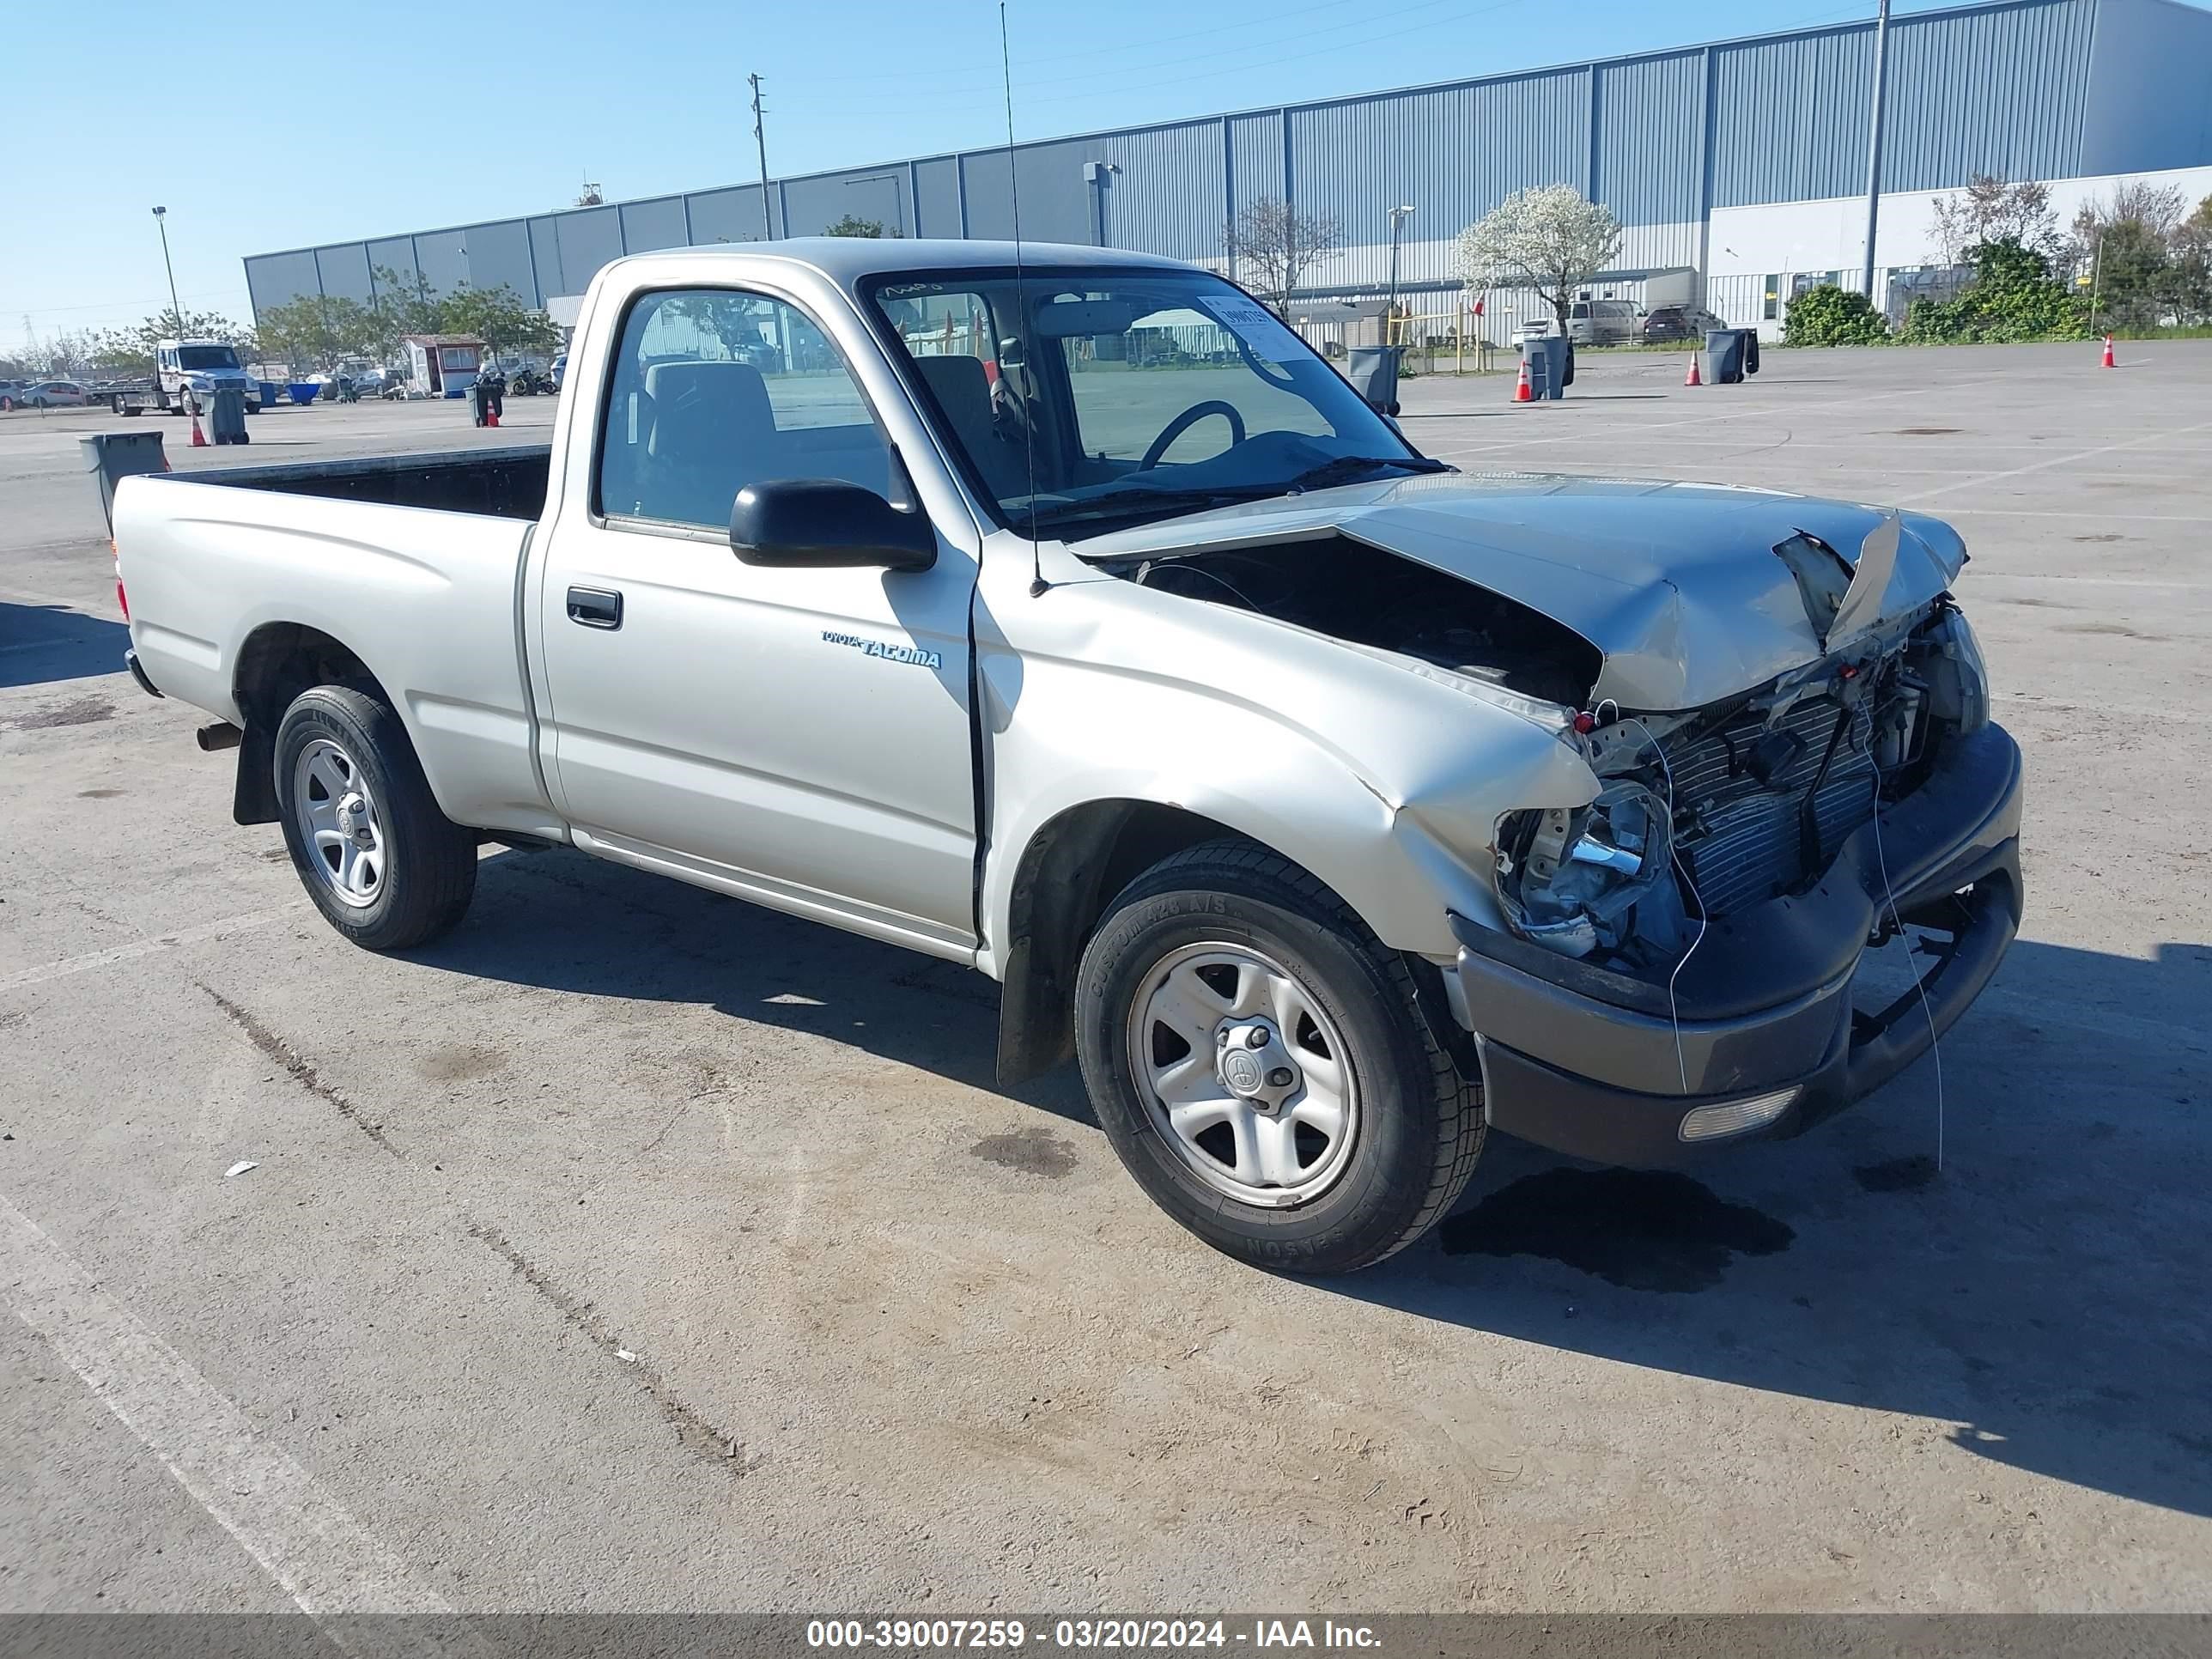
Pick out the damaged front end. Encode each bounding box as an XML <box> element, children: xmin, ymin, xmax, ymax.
<box><xmin>1492</xmin><ymin>597</ymin><xmax>1992</xmax><ymax>985</ymax></box>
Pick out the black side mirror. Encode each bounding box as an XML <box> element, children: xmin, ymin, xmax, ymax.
<box><xmin>730</xmin><ymin>478</ymin><xmax>936</xmax><ymax>572</ymax></box>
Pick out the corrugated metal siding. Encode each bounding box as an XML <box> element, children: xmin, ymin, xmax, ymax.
<box><xmin>959</xmin><ymin>143</ymin><xmax>1097</xmax><ymax>246</ymax></box>
<box><xmin>314</xmin><ymin>243</ymin><xmax>374</xmax><ymax>306</ymax></box>
<box><xmin>1291</xmin><ymin>70</ymin><xmax>1591</xmax><ymax>289</ymax></box>
<box><xmin>2082</xmin><ymin>0</ymin><xmax>2212</xmax><ymax>173</ymax></box>
<box><xmin>1882</xmin><ymin>0</ymin><xmax>2094</xmax><ymax>187</ymax></box>
<box><xmin>1100</xmin><ymin>121</ymin><xmax>1226</xmax><ymax>261</ymax></box>
<box><xmin>1229</xmin><ymin>111</ymin><xmax>1285</xmax><ymax>214</ymax></box>
<box><xmin>244</xmin><ymin>251</ymin><xmax>319</xmax><ymax>317</ymax></box>
<box><xmin>913</xmin><ymin>156</ymin><xmax>961</xmax><ymax>238</ymax></box>
<box><xmin>684</xmin><ymin>185</ymin><xmax>771</xmax><ymax>246</ymax></box>
<box><xmin>1595</xmin><ymin>52</ymin><xmax>1705</xmax><ymax>226</ymax></box>
<box><xmin>363</xmin><ymin>237</ymin><xmax>421</xmax><ymax>295</ymax></box>
<box><xmin>530</xmin><ymin>208</ymin><xmax>622</xmax><ymax>299</ymax></box>
<box><xmin>781</xmin><ymin>167</ymin><xmax>910</xmax><ymax>237</ymax></box>
<box><xmin>462</xmin><ymin>219</ymin><xmax>538</xmax><ymax>300</ymax></box>
<box><xmin>619</xmin><ymin>196</ymin><xmax>690</xmax><ymax>254</ymax></box>
<box><xmin>1712</xmin><ymin>26</ymin><xmax>1876</xmax><ymax>207</ymax></box>
<box><xmin>244</xmin><ymin>0</ymin><xmax>2182</xmax><ymax>325</ymax></box>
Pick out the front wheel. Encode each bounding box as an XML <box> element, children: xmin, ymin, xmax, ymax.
<box><xmin>1075</xmin><ymin>842</ymin><xmax>1484</xmax><ymax>1274</ymax></box>
<box><xmin>272</xmin><ymin>685</ymin><xmax>477</xmax><ymax>950</ymax></box>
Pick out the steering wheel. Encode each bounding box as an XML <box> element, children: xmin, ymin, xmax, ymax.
<box><xmin>1138</xmin><ymin>400</ymin><xmax>1247</xmax><ymax>470</ymax></box>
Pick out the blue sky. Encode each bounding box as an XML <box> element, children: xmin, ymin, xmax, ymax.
<box><xmin>7</xmin><ymin>0</ymin><xmax>1915</xmax><ymax>343</ymax></box>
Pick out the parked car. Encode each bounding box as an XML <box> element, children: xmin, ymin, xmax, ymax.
<box><xmin>0</xmin><ymin>378</ymin><xmax>32</xmax><ymax>410</ymax></box>
<box><xmin>21</xmin><ymin>380</ymin><xmax>90</xmax><ymax>408</ymax></box>
<box><xmin>549</xmin><ymin>350</ymin><xmax>568</xmax><ymax>390</ymax></box>
<box><xmin>107</xmin><ymin>239</ymin><xmax>2021</xmax><ymax>1275</ymax></box>
<box><xmin>1643</xmin><ymin>304</ymin><xmax>1726</xmax><ymax>343</ymax></box>
<box><xmin>1563</xmin><ymin>299</ymin><xmax>1643</xmax><ymax>344</ymax></box>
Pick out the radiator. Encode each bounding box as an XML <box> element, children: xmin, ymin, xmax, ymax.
<box><xmin>1668</xmin><ymin>696</ymin><xmax>1876</xmax><ymax>919</ymax></box>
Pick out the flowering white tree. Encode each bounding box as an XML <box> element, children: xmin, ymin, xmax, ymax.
<box><xmin>1458</xmin><ymin>185</ymin><xmax>1623</xmax><ymax>336</ymax></box>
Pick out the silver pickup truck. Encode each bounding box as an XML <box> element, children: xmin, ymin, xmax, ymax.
<box><xmin>113</xmin><ymin>240</ymin><xmax>2022</xmax><ymax>1273</ymax></box>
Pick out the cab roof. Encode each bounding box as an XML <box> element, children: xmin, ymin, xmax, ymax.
<box><xmin>614</xmin><ymin>237</ymin><xmax>1195</xmax><ymax>285</ymax></box>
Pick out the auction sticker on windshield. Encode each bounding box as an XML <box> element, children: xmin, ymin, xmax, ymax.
<box><xmin>1198</xmin><ymin>295</ymin><xmax>1305</xmax><ymax>361</ymax></box>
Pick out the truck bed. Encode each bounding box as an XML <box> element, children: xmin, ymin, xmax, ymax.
<box><xmin>112</xmin><ymin>446</ymin><xmax>563</xmax><ymax>843</ymax></box>
<box><xmin>189</xmin><ymin>445</ymin><xmax>550</xmax><ymax>520</ymax></box>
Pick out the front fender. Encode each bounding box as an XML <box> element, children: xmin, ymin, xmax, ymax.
<box><xmin>978</xmin><ymin>576</ymin><xmax>1598</xmax><ymax>967</ymax></box>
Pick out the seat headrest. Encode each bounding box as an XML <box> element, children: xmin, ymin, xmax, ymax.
<box><xmin>644</xmin><ymin>360</ymin><xmax>776</xmax><ymax>464</ymax></box>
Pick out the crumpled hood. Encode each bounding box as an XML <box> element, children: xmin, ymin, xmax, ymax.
<box><xmin>1078</xmin><ymin>472</ymin><xmax>1968</xmax><ymax>710</ymax></box>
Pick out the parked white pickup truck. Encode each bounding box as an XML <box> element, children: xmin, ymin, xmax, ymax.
<box><xmin>113</xmin><ymin>240</ymin><xmax>2022</xmax><ymax>1273</ymax></box>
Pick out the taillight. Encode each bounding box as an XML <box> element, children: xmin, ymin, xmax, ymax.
<box><xmin>113</xmin><ymin>542</ymin><xmax>128</xmax><ymax>621</ymax></box>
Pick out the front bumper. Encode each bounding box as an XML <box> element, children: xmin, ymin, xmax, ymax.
<box><xmin>1444</xmin><ymin>722</ymin><xmax>2023</xmax><ymax>1165</ymax></box>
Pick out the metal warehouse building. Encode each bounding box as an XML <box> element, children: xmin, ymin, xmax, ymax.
<box><xmin>245</xmin><ymin>0</ymin><xmax>2212</xmax><ymax>341</ymax></box>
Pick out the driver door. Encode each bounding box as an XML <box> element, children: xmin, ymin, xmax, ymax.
<box><xmin>534</xmin><ymin>283</ymin><xmax>981</xmax><ymax>955</ymax></box>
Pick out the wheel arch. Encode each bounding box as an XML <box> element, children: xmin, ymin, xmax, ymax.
<box><xmin>228</xmin><ymin>622</ymin><xmax>391</xmax><ymax>824</ymax></box>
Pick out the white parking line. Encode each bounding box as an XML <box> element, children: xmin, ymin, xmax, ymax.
<box><xmin>0</xmin><ymin>1192</ymin><xmax>483</xmax><ymax>1652</ymax></box>
<box><xmin>1889</xmin><ymin>419</ymin><xmax>2212</xmax><ymax>504</ymax></box>
<box><xmin>0</xmin><ymin>904</ymin><xmax>304</xmax><ymax>993</ymax></box>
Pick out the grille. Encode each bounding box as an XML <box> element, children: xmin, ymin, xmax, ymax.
<box><xmin>1667</xmin><ymin>697</ymin><xmax>1875</xmax><ymax>918</ymax></box>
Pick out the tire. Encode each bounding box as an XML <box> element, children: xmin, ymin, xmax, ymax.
<box><xmin>1075</xmin><ymin>840</ymin><xmax>1484</xmax><ymax>1275</ymax></box>
<box><xmin>272</xmin><ymin>685</ymin><xmax>477</xmax><ymax>950</ymax></box>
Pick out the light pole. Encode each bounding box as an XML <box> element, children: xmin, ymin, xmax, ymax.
<box><xmin>1858</xmin><ymin>0</ymin><xmax>1892</xmax><ymax>303</ymax></box>
<box><xmin>151</xmin><ymin>206</ymin><xmax>184</xmax><ymax>331</ymax></box>
<box><xmin>1386</xmin><ymin>204</ymin><xmax>1415</xmax><ymax>344</ymax></box>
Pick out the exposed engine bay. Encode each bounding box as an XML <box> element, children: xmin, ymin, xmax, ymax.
<box><xmin>1114</xmin><ymin>535</ymin><xmax>1603</xmax><ymax>708</ymax></box>
<box><xmin>1103</xmin><ymin>531</ymin><xmax>1993</xmax><ymax>992</ymax></box>
<box><xmin>1494</xmin><ymin>599</ymin><xmax>1991</xmax><ymax>980</ymax></box>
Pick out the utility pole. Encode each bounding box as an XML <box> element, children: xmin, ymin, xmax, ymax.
<box><xmin>750</xmin><ymin>74</ymin><xmax>775</xmax><ymax>240</ymax></box>
<box><xmin>1387</xmin><ymin>204</ymin><xmax>1415</xmax><ymax>343</ymax></box>
<box><xmin>151</xmin><ymin>205</ymin><xmax>184</xmax><ymax>331</ymax></box>
<box><xmin>1859</xmin><ymin>0</ymin><xmax>1892</xmax><ymax>305</ymax></box>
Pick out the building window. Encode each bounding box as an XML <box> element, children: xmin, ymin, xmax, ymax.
<box><xmin>1762</xmin><ymin>277</ymin><xmax>1780</xmax><ymax>322</ymax></box>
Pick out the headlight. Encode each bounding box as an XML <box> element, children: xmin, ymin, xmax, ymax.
<box><xmin>1494</xmin><ymin>781</ymin><xmax>1678</xmax><ymax>962</ymax></box>
<box><xmin>186</xmin><ymin>377</ymin><xmax>211</xmax><ymax>391</ymax></box>
<box><xmin>1922</xmin><ymin>605</ymin><xmax>1989</xmax><ymax>734</ymax></box>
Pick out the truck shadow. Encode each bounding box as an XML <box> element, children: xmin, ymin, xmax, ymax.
<box><xmin>0</xmin><ymin>602</ymin><xmax>131</xmax><ymax>690</ymax></box>
<box><xmin>419</xmin><ymin>846</ymin><xmax>2212</xmax><ymax>1519</ymax></box>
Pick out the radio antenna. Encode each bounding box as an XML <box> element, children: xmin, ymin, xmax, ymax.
<box><xmin>1000</xmin><ymin>1</ymin><xmax>1046</xmax><ymax>597</ymax></box>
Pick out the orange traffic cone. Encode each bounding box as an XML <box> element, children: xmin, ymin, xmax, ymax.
<box><xmin>1684</xmin><ymin>352</ymin><xmax>1704</xmax><ymax>386</ymax></box>
<box><xmin>2100</xmin><ymin>334</ymin><xmax>2116</xmax><ymax>368</ymax></box>
<box><xmin>1512</xmin><ymin>356</ymin><xmax>1533</xmax><ymax>403</ymax></box>
<box><xmin>189</xmin><ymin>410</ymin><xmax>208</xmax><ymax>447</ymax></box>
<box><xmin>485</xmin><ymin>406</ymin><xmax>499</xmax><ymax>428</ymax></box>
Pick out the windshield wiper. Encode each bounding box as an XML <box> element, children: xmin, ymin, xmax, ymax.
<box><xmin>1285</xmin><ymin>454</ymin><xmax>1453</xmax><ymax>493</ymax></box>
<box><xmin>1018</xmin><ymin>483</ymin><xmax>1278</xmax><ymax>532</ymax></box>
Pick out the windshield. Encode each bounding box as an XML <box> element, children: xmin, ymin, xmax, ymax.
<box><xmin>178</xmin><ymin>344</ymin><xmax>240</xmax><ymax>371</ymax></box>
<box><xmin>868</xmin><ymin>268</ymin><xmax>1431</xmax><ymax>538</ymax></box>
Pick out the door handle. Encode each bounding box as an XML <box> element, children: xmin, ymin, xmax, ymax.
<box><xmin>566</xmin><ymin>586</ymin><xmax>623</xmax><ymax>629</ymax></box>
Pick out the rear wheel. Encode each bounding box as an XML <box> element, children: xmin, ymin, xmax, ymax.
<box><xmin>1075</xmin><ymin>841</ymin><xmax>1484</xmax><ymax>1275</ymax></box>
<box><xmin>272</xmin><ymin>685</ymin><xmax>477</xmax><ymax>951</ymax></box>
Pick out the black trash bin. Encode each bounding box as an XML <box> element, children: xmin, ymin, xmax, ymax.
<box><xmin>78</xmin><ymin>430</ymin><xmax>169</xmax><ymax>533</ymax></box>
<box><xmin>204</xmin><ymin>386</ymin><xmax>249</xmax><ymax>446</ymax></box>
<box><xmin>1703</xmin><ymin>327</ymin><xmax>1761</xmax><ymax>385</ymax></box>
<box><xmin>1345</xmin><ymin>345</ymin><xmax>1402</xmax><ymax>415</ymax></box>
<box><xmin>1522</xmin><ymin>334</ymin><xmax>1572</xmax><ymax>399</ymax></box>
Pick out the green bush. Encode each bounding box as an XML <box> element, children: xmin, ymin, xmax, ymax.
<box><xmin>1900</xmin><ymin>238</ymin><xmax>2090</xmax><ymax>343</ymax></box>
<box><xmin>1782</xmin><ymin>284</ymin><xmax>1888</xmax><ymax>346</ymax></box>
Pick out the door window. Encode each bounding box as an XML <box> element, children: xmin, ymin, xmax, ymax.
<box><xmin>597</xmin><ymin>288</ymin><xmax>893</xmax><ymax>530</ymax></box>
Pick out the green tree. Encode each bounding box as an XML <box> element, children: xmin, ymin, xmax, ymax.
<box><xmin>256</xmin><ymin>295</ymin><xmax>380</xmax><ymax>371</ymax></box>
<box><xmin>823</xmin><ymin>214</ymin><xmax>890</xmax><ymax>238</ymax></box>
<box><xmin>87</xmin><ymin>307</ymin><xmax>253</xmax><ymax>378</ymax></box>
<box><xmin>2073</xmin><ymin>183</ymin><xmax>2185</xmax><ymax>330</ymax></box>
<box><xmin>368</xmin><ymin>264</ymin><xmax>441</xmax><ymax>358</ymax></box>
<box><xmin>435</xmin><ymin>282</ymin><xmax>563</xmax><ymax>362</ymax></box>
<box><xmin>1782</xmin><ymin>284</ymin><xmax>1888</xmax><ymax>346</ymax></box>
<box><xmin>1901</xmin><ymin>239</ymin><xmax>2087</xmax><ymax>343</ymax></box>
<box><xmin>2171</xmin><ymin>194</ymin><xmax>2212</xmax><ymax>325</ymax></box>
